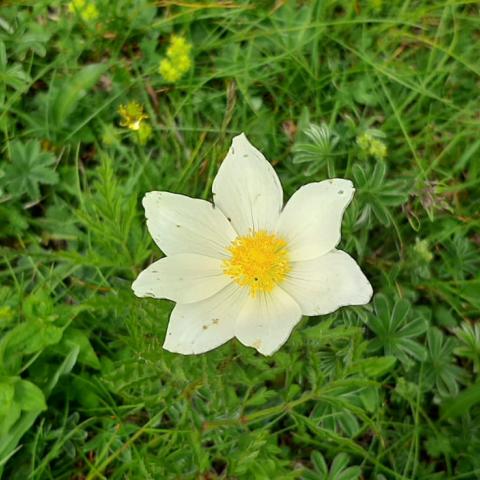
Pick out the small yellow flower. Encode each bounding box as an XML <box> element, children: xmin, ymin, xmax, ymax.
<box><xmin>356</xmin><ymin>131</ymin><xmax>387</xmax><ymax>160</ymax></box>
<box><xmin>356</xmin><ymin>132</ymin><xmax>371</xmax><ymax>151</ymax></box>
<box><xmin>175</xmin><ymin>54</ymin><xmax>192</xmax><ymax>73</ymax></box>
<box><xmin>159</xmin><ymin>59</ymin><xmax>183</xmax><ymax>83</ymax></box>
<box><xmin>68</xmin><ymin>0</ymin><xmax>85</xmax><ymax>13</ymax></box>
<box><xmin>368</xmin><ymin>138</ymin><xmax>387</xmax><ymax>160</ymax></box>
<box><xmin>159</xmin><ymin>35</ymin><xmax>192</xmax><ymax>83</ymax></box>
<box><xmin>414</xmin><ymin>238</ymin><xmax>433</xmax><ymax>262</ymax></box>
<box><xmin>118</xmin><ymin>102</ymin><xmax>148</xmax><ymax>131</ymax></box>
<box><xmin>68</xmin><ymin>0</ymin><xmax>99</xmax><ymax>21</ymax></box>
<box><xmin>166</xmin><ymin>35</ymin><xmax>192</xmax><ymax>58</ymax></box>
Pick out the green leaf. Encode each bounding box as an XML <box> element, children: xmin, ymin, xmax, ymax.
<box><xmin>0</xmin><ymin>41</ymin><xmax>6</xmax><ymax>68</ymax></box>
<box><xmin>397</xmin><ymin>338</ymin><xmax>427</xmax><ymax>361</ymax></box>
<box><xmin>45</xmin><ymin>345</ymin><xmax>80</xmax><ymax>395</ymax></box>
<box><xmin>14</xmin><ymin>379</ymin><xmax>46</xmax><ymax>412</ymax></box>
<box><xmin>0</xmin><ymin>380</ymin><xmax>15</xmax><ymax>415</ymax></box>
<box><xmin>245</xmin><ymin>386</ymin><xmax>276</xmax><ymax>407</ymax></box>
<box><xmin>441</xmin><ymin>381</ymin><xmax>480</xmax><ymax>419</ymax></box>
<box><xmin>373</xmin><ymin>294</ymin><xmax>390</xmax><ymax>324</ymax></box>
<box><xmin>349</xmin><ymin>356</ymin><xmax>397</xmax><ymax>378</ymax></box>
<box><xmin>2</xmin><ymin>140</ymin><xmax>58</xmax><ymax>200</ymax></box>
<box><xmin>352</xmin><ymin>163</ymin><xmax>368</xmax><ymax>186</ymax></box>
<box><xmin>59</xmin><ymin>328</ymin><xmax>100</xmax><ymax>370</ymax></box>
<box><xmin>292</xmin><ymin>123</ymin><xmax>339</xmax><ymax>172</ymax></box>
<box><xmin>365</xmin><ymin>294</ymin><xmax>427</xmax><ymax>366</ymax></box>
<box><xmin>51</xmin><ymin>63</ymin><xmax>107</xmax><ymax>126</ymax></box>
<box><xmin>391</xmin><ymin>298</ymin><xmax>410</xmax><ymax>329</ymax></box>
<box><xmin>311</xmin><ymin>451</ymin><xmax>328</xmax><ymax>475</ymax></box>
<box><xmin>0</xmin><ymin>320</ymin><xmax>64</xmax><ymax>372</ymax></box>
<box><xmin>0</xmin><ymin>402</ymin><xmax>21</xmax><ymax>437</ymax></box>
<box><xmin>423</xmin><ymin>327</ymin><xmax>468</xmax><ymax>398</ymax></box>
<box><xmin>330</xmin><ymin>453</ymin><xmax>350</xmax><ymax>476</ymax></box>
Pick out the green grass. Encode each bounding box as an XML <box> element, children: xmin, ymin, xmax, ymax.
<box><xmin>1</xmin><ymin>1</ymin><xmax>480</xmax><ymax>478</ymax></box>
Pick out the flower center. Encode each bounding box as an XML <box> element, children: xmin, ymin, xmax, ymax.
<box><xmin>223</xmin><ymin>230</ymin><xmax>290</xmax><ymax>296</ymax></box>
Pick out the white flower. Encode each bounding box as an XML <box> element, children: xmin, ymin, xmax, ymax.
<box><xmin>132</xmin><ymin>133</ymin><xmax>373</xmax><ymax>356</ymax></box>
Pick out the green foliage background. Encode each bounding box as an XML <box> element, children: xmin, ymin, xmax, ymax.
<box><xmin>1</xmin><ymin>1</ymin><xmax>480</xmax><ymax>479</ymax></box>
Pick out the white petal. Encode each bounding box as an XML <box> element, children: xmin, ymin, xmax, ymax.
<box><xmin>163</xmin><ymin>284</ymin><xmax>249</xmax><ymax>355</ymax></box>
<box><xmin>143</xmin><ymin>191</ymin><xmax>237</xmax><ymax>258</ymax></box>
<box><xmin>276</xmin><ymin>179</ymin><xmax>355</xmax><ymax>261</ymax></box>
<box><xmin>282</xmin><ymin>249</ymin><xmax>373</xmax><ymax>316</ymax></box>
<box><xmin>235</xmin><ymin>287</ymin><xmax>302</xmax><ymax>356</ymax></box>
<box><xmin>212</xmin><ymin>133</ymin><xmax>283</xmax><ymax>235</ymax></box>
<box><xmin>132</xmin><ymin>254</ymin><xmax>230</xmax><ymax>304</ymax></box>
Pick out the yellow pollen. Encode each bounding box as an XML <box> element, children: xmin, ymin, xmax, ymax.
<box><xmin>223</xmin><ymin>231</ymin><xmax>290</xmax><ymax>296</ymax></box>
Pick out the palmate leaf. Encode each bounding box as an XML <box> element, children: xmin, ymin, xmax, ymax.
<box><xmin>352</xmin><ymin>162</ymin><xmax>409</xmax><ymax>227</ymax></box>
<box><xmin>2</xmin><ymin>140</ymin><xmax>58</xmax><ymax>200</ymax></box>
<box><xmin>454</xmin><ymin>322</ymin><xmax>480</xmax><ymax>373</ymax></box>
<box><xmin>303</xmin><ymin>452</ymin><xmax>361</xmax><ymax>480</ymax></box>
<box><xmin>364</xmin><ymin>293</ymin><xmax>428</xmax><ymax>367</ymax></box>
<box><xmin>423</xmin><ymin>327</ymin><xmax>469</xmax><ymax>398</ymax></box>
<box><xmin>0</xmin><ymin>41</ymin><xmax>31</xmax><ymax>94</ymax></box>
<box><xmin>292</xmin><ymin>122</ymin><xmax>339</xmax><ymax>175</ymax></box>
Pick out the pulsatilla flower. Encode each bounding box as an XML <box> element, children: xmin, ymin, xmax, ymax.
<box><xmin>132</xmin><ymin>134</ymin><xmax>373</xmax><ymax>355</ymax></box>
<box><xmin>118</xmin><ymin>102</ymin><xmax>148</xmax><ymax>131</ymax></box>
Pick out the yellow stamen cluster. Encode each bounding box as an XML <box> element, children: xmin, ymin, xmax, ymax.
<box><xmin>356</xmin><ymin>132</ymin><xmax>387</xmax><ymax>160</ymax></box>
<box><xmin>223</xmin><ymin>231</ymin><xmax>290</xmax><ymax>297</ymax></box>
<box><xmin>118</xmin><ymin>102</ymin><xmax>148</xmax><ymax>131</ymax></box>
<box><xmin>68</xmin><ymin>0</ymin><xmax>99</xmax><ymax>21</ymax></box>
<box><xmin>159</xmin><ymin>35</ymin><xmax>192</xmax><ymax>83</ymax></box>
